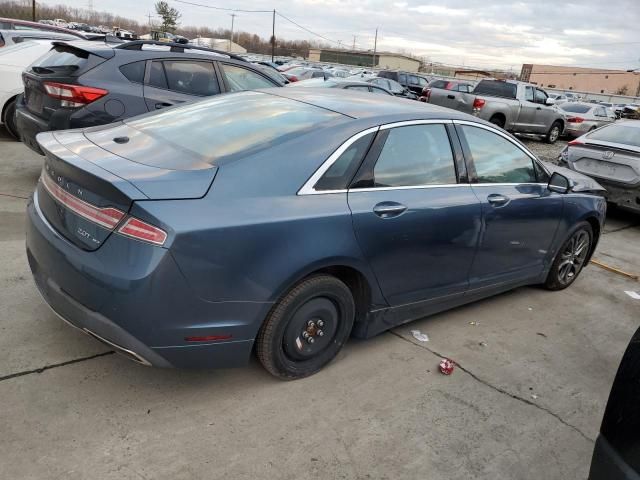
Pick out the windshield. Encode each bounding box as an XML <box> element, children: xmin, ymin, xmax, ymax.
<box><xmin>125</xmin><ymin>91</ymin><xmax>345</xmax><ymax>164</ymax></box>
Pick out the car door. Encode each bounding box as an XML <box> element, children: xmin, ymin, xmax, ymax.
<box><xmin>143</xmin><ymin>59</ymin><xmax>220</xmax><ymax>111</ymax></box>
<box><xmin>348</xmin><ymin>121</ymin><xmax>482</xmax><ymax>307</ymax></box>
<box><xmin>515</xmin><ymin>85</ymin><xmax>539</xmax><ymax>132</ymax></box>
<box><xmin>534</xmin><ymin>88</ymin><xmax>556</xmax><ymax>133</ymax></box>
<box><xmin>456</xmin><ymin>122</ymin><xmax>564</xmax><ymax>288</ymax></box>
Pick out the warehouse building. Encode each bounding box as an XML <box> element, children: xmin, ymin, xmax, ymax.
<box><xmin>308</xmin><ymin>48</ymin><xmax>421</xmax><ymax>72</ymax></box>
<box><xmin>521</xmin><ymin>64</ymin><xmax>640</xmax><ymax>96</ymax></box>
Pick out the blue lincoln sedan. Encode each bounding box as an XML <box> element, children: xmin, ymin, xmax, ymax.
<box><xmin>26</xmin><ymin>89</ymin><xmax>606</xmax><ymax>379</ymax></box>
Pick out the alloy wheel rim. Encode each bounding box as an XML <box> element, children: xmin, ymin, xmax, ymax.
<box><xmin>550</xmin><ymin>127</ymin><xmax>560</xmax><ymax>142</ymax></box>
<box><xmin>557</xmin><ymin>230</ymin><xmax>590</xmax><ymax>285</ymax></box>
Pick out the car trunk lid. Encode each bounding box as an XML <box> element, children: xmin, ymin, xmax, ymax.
<box><xmin>36</xmin><ymin>129</ymin><xmax>216</xmax><ymax>251</ymax></box>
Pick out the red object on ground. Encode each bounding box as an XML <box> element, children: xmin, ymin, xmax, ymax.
<box><xmin>439</xmin><ymin>358</ymin><xmax>455</xmax><ymax>375</ymax></box>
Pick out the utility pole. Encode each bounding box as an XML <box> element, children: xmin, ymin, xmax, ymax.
<box><xmin>372</xmin><ymin>27</ymin><xmax>378</xmax><ymax>68</ymax></box>
<box><xmin>32</xmin><ymin>0</ymin><xmax>36</xmax><ymax>21</ymax></box>
<box><xmin>271</xmin><ymin>9</ymin><xmax>276</xmax><ymax>62</ymax></box>
<box><xmin>229</xmin><ymin>13</ymin><xmax>236</xmax><ymax>52</ymax></box>
<box><xmin>352</xmin><ymin>35</ymin><xmax>356</xmax><ymax>50</ymax></box>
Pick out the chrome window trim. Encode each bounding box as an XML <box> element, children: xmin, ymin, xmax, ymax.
<box><xmin>298</xmin><ymin>120</ymin><xmax>454</xmax><ymax>196</ymax></box>
<box><xmin>297</xmin><ymin>126</ymin><xmax>379</xmax><ymax>196</ymax></box>
<box><xmin>298</xmin><ymin>119</ymin><xmax>549</xmax><ymax>196</ymax></box>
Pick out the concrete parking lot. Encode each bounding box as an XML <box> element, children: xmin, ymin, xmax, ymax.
<box><xmin>1</xmin><ymin>128</ymin><xmax>638</xmax><ymax>480</ymax></box>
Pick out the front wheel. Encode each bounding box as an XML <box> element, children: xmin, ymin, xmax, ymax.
<box><xmin>256</xmin><ymin>275</ymin><xmax>355</xmax><ymax>379</ymax></box>
<box><xmin>545</xmin><ymin>121</ymin><xmax>562</xmax><ymax>144</ymax></box>
<box><xmin>544</xmin><ymin>222</ymin><xmax>593</xmax><ymax>290</ymax></box>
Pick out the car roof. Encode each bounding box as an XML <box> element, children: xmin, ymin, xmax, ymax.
<box><xmin>264</xmin><ymin>88</ymin><xmax>479</xmax><ymax>121</ymax></box>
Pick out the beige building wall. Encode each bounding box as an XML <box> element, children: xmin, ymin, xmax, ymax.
<box><xmin>377</xmin><ymin>55</ymin><xmax>420</xmax><ymax>72</ymax></box>
<box><xmin>523</xmin><ymin>64</ymin><xmax>640</xmax><ymax>96</ymax></box>
<box><xmin>308</xmin><ymin>49</ymin><xmax>321</xmax><ymax>62</ymax></box>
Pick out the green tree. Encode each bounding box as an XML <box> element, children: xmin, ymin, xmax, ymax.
<box><xmin>155</xmin><ymin>1</ymin><xmax>181</xmax><ymax>33</ymax></box>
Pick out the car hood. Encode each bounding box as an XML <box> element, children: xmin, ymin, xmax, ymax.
<box><xmin>542</xmin><ymin>161</ymin><xmax>606</xmax><ymax>193</ymax></box>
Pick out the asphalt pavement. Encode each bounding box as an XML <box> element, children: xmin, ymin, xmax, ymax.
<box><xmin>1</xmin><ymin>129</ymin><xmax>638</xmax><ymax>480</ymax></box>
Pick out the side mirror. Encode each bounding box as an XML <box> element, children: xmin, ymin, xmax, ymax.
<box><xmin>545</xmin><ymin>97</ymin><xmax>555</xmax><ymax>105</ymax></box>
<box><xmin>548</xmin><ymin>172</ymin><xmax>571</xmax><ymax>194</ymax></box>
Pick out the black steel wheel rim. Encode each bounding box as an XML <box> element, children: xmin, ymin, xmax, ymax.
<box><xmin>557</xmin><ymin>230</ymin><xmax>590</xmax><ymax>286</ymax></box>
<box><xmin>282</xmin><ymin>297</ymin><xmax>339</xmax><ymax>361</ymax></box>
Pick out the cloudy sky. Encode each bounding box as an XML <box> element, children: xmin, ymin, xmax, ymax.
<box><xmin>40</xmin><ymin>0</ymin><xmax>640</xmax><ymax>71</ymax></box>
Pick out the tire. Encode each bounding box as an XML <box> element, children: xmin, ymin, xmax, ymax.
<box><xmin>489</xmin><ymin>115</ymin><xmax>505</xmax><ymax>129</ymax></box>
<box><xmin>256</xmin><ymin>275</ymin><xmax>355</xmax><ymax>380</ymax></box>
<box><xmin>2</xmin><ymin>98</ymin><xmax>19</xmax><ymax>140</ymax></box>
<box><xmin>545</xmin><ymin>121</ymin><xmax>562</xmax><ymax>144</ymax></box>
<box><xmin>544</xmin><ymin>222</ymin><xmax>593</xmax><ymax>291</ymax></box>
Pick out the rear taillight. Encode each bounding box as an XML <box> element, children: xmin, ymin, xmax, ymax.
<box><xmin>566</xmin><ymin>117</ymin><xmax>584</xmax><ymax>123</ymax></box>
<box><xmin>473</xmin><ymin>98</ymin><xmax>486</xmax><ymax>110</ymax></box>
<box><xmin>568</xmin><ymin>139</ymin><xmax>584</xmax><ymax>146</ymax></box>
<box><xmin>43</xmin><ymin>81</ymin><xmax>108</xmax><ymax>107</ymax></box>
<box><xmin>41</xmin><ymin>174</ymin><xmax>125</xmax><ymax>229</ymax></box>
<box><xmin>288</xmin><ymin>76</ymin><xmax>298</xmax><ymax>82</ymax></box>
<box><xmin>117</xmin><ymin>217</ymin><xmax>167</xmax><ymax>246</ymax></box>
<box><xmin>424</xmin><ymin>88</ymin><xmax>432</xmax><ymax>101</ymax></box>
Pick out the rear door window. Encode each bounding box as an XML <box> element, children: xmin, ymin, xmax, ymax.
<box><xmin>460</xmin><ymin>125</ymin><xmax>536</xmax><ymax>183</ymax></box>
<box><xmin>473</xmin><ymin>80</ymin><xmax>517</xmax><ymax>99</ymax></box>
<box><xmin>371</xmin><ymin>124</ymin><xmax>457</xmax><ymax>187</ymax></box>
<box><xmin>163</xmin><ymin>60</ymin><xmax>218</xmax><ymax>96</ymax></box>
<box><xmin>148</xmin><ymin>61</ymin><xmax>168</xmax><ymax>89</ymax></box>
<box><xmin>220</xmin><ymin>63</ymin><xmax>277</xmax><ymax>91</ymax></box>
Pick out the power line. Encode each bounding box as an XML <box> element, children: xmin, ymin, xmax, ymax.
<box><xmin>275</xmin><ymin>11</ymin><xmax>342</xmax><ymax>46</ymax></box>
<box><xmin>171</xmin><ymin>0</ymin><xmax>272</xmax><ymax>13</ymax></box>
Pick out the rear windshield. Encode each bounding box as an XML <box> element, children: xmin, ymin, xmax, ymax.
<box><xmin>31</xmin><ymin>45</ymin><xmax>90</xmax><ymax>73</ymax></box>
<box><xmin>473</xmin><ymin>80</ymin><xmax>517</xmax><ymax>99</ymax></box>
<box><xmin>560</xmin><ymin>104</ymin><xmax>591</xmax><ymax>113</ymax></box>
<box><xmin>587</xmin><ymin>124</ymin><xmax>640</xmax><ymax>147</ymax></box>
<box><xmin>125</xmin><ymin>91</ymin><xmax>345</xmax><ymax>164</ymax></box>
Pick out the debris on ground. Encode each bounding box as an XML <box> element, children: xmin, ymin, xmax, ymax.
<box><xmin>531</xmin><ymin>394</ymin><xmax>538</xmax><ymax>400</ymax></box>
<box><xmin>411</xmin><ymin>330</ymin><xmax>429</xmax><ymax>342</ymax></box>
<box><xmin>469</xmin><ymin>321</ymin><xmax>479</xmax><ymax>326</ymax></box>
<box><xmin>536</xmin><ymin>332</ymin><xmax>547</xmax><ymax>338</ymax></box>
<box><xmin>527</xmin><ymin>307</ymin><xmax>533</xmax><ymax>311</ymax></box>
<box><xmin>439</xmin><ymin>358</ymin><xmax>455</xmax><ymax>375</ymax></box>
<box><xmin>625</xmin><ymin>291</ymin><xmax>640</xmax><ymax>300</ymax></box>
<box><xmin>479</xmin><ymin>341</ymin><xmax>487</xmax><ymax>347</ymax></box>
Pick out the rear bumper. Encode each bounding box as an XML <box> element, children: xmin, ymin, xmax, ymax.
<box><xmin>596</xmin><ymin>180</ymin><xmax>640</xmax><ymax>213</ymax></box>
<box><xmin>15</xmin><ymin>103</ymin><xmax>48</xmax><ymax>154</ymax></box>
<box><xmin>565</xmin><ymin>124</ymin><xmax>590</xmax><ymax>137</ymax></box>
<box><xmin>589</xmin><ymin>435</ymin><xmax>639</xmax><ymax>480</ymax></box>
<box><xmin>26</xmin><ymin>190</ymin><xmax>267</xmax><ymax>369</ymax></box>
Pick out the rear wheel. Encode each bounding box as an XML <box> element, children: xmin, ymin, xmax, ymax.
<box><xmin>544</xmin><ymin>222</ymin><xmax>592</xmax><ymax>290</ymax></box>
<box><xmin>256</xmin><ymin>275</ymin><xmax>355</xmax><ymax>379</ymax></box>
<box><xmin>489</xmin><ymin>115</ymin><xmax>505</xmax><ymax>129</ymax></box>
<box><xmin>2</xmin><ymin>98</ymin><xmax>19</xmax><ymax>140</ymax></box>
<box><xmin>545</xmin><ymin>121</ymin><xmax>562</xmax><ymax>144</ymax></box>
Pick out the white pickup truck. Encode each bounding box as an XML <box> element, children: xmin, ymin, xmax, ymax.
<box><xmin>426</xmin><ymin>79</ymin><xmax>566</xmax><ymax>143</ymax></box>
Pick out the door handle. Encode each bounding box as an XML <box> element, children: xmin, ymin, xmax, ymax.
<box><xmin>373</xmin><ymin>202</ymin><xmax>407</xmax><ymax>218</ymax></box>
<box><xmin>487</xmin><ymin>194</ymin><xmax>510</xmax><ymax>207</ymax></box>
<box><xmin>447</xmin><ymin>94</ymin><xmax>455</xmax><ymax>99</ymax></box>
<box><xmin>155</xmin><ymin>102</ymin><xmax>173</xmax><ymax>109</ymax></box>
<box><xmin>536</xmin><ymin>106</ymin><xmax>542</xmax><ymax>110</ymax></box>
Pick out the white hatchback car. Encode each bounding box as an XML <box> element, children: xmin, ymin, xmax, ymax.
<box><xmin>0</xmin><ymin>39</ymin><xmax>62</xmax><ymax>138</ymax></box>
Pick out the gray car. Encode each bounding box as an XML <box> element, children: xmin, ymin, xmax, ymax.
<box><xmin>287</xmin><ymin>77</ymin><xmax>393</xmax><ymax>95</ymax></box>
<box><xmin>560</xmin><ymin>102</ymin><xmax>615</xmax><ymax>138</ymax></box>
<box><xmin>559</xmin><ymin>120</ymin><xmax>640</xmax><ymax>213</ymax></box>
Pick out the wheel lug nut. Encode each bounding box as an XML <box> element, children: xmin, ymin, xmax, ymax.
<box><xmin>302</xmin><ymin>332</ymin><xmax>309</xmax><ymax>339</ymax></box>
<box><xmin>307</xmin><ymin>320</ymin><xmax>315</xmax><ymax>328</ymax></box>
<box><xmin>307</xmin><ymin>337</ymin><xmax>315</xmax><ymax>344</ymax></box>
<box><xmin>317</xmin><ymin>330</ymin><xmax>324</xmax><ymax>337</ymax></box>
<box><xmin>317</xmin><ymin>320</ymin><xmax>324</xmax><ymax>328</ymax></box>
